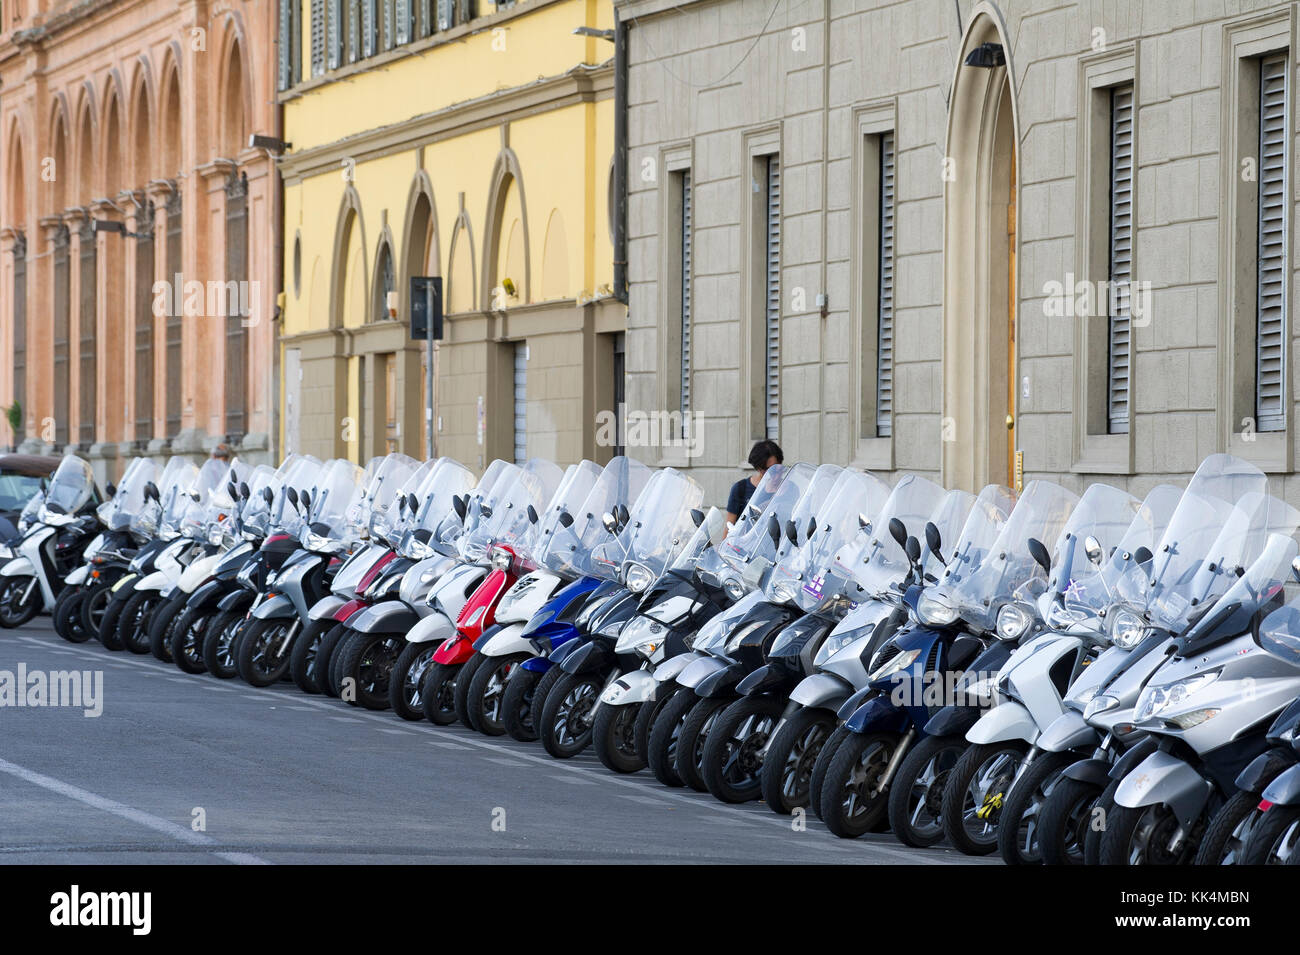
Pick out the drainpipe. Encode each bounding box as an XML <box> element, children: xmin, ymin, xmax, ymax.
<box><xmin>613</xmin><ymin>8</ymin><xmax>628</xmax><ymax>305</ymax></box>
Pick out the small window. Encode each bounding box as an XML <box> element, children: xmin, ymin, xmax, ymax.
<box><xmin>679</xmin><ymin>170</ymin><xmax>693</xmax><ymax>422</ymax></box>
<box><xmin>278</xmin><ymin>0</ymin><xmax>297</xmax><ymax>90</ymax></box>
<box><xmin>763</xmin><ymin>155</ymin><xmax>781</xmax><ymax>441</ymax></box>
<box><xmin>875</xmin><ymin>132</ymin><xmax>895</xmax><ymax>438</ymax></box>
<box><xmin>293</xmin><ymin>232</ymin><xmax>302</xmax><ymax>297</ymax></box>
<box><xmin>1256</xmin><ymin>54</ymin><xmax>1288</xmax><ymax>432</ymax></box>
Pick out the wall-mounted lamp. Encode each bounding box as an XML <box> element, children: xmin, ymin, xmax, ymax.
<box><xmin>249</xmin><ymin>134</ymin><xmax>292</xmax><ymax>153</ymax></box>
<box><xmin>572</xmin><ymin>25</ymin><xmax>615</xmax><ymax>41</ymax></box>
<box><xmin>964</xmin><ymin>42</ymin><xmax>1006</xmax><ymax>68</ymax></box>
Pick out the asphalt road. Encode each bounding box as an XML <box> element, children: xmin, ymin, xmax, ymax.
<box><xmin>0</xmin><ymin>618</ymin><xmax>991</xmax><ymax>865</ymax></box>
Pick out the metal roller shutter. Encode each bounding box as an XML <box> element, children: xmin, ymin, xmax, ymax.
<box><xmin>1257</xmin><ymin>54</ymin><xmax>1288</xmax><ymax>432</ymax></box>
<box><xmin>1107</xmin><ymin>84</ymin><xmax>1134</xmax><ymax>435</ymax></box>
<box><xmin>680</xmin><ymin>171</ymin><xmax>692</xmax><ymax>421</ymax></box>
<box><xmin>514</xmin><ymin>343</ymin><xmax>527</xmax><ymax>464</ymax></box>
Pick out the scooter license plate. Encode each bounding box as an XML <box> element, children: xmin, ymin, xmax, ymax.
<box><xmin>111</xmin><ymin>574</ymin><xmax>137</xmax><ymax>593</ymax></box>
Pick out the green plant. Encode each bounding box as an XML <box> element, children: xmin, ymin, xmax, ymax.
<box><xmin>3</xmin><ymin>400</ymin><xmax>20</xmax><ymax>436</ymax></box>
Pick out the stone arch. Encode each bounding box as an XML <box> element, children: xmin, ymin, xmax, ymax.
<box><xmin>941</xmin><ymin>1</ymin><xmax>1022</xmax><ymax>491</ymax></box>
<box><xmin>399</xmin><ymin>171</ymin><xmax>440</xmax><ymax>294</ymax></box>
<box><xmin>371</xmin><ymin>227</ymin><xmax>396</xmax><ymax>322</ymax></box>
<box><xmin>99</xmin><ymin>80</ymin><xmax>124</xmax><ymax>198</ymax></box>
<box><xmin>447</xmin><ymin>209</ymin><xmax>476</xmax><ymax>314</ymax></box>
<box><xmin>330</xmin><ymin>186</ymin><xmax>367</xmax><ymax>329</ymax></box>
<box><xmin>216</xmin><ymin>21</ymin><xmax>252</xmax><ymax>158</ymax></box>
<box><xmin>5</xmin><ymin>115</ymin><xmax>29</xmax><ymax>228</ymax></box>
<box><xmin>540</xmin><ymin>208</ymin><xmax>569</xmax><ymax>301</ymax></box>
<box><xmin>126</xmin><ymin>60</ymin><xmax>154</xmax><ymax>188</ymax></box>
<box><xmin>72</xmin><ymin>83</ymin><xmax>97</xmax><ymax>207</ymax></box>
<box><xmin>481</xmin><ymin>146</ymin><xmax>530</xmax><ymax>308</ymax></box>
<box><xmin>46</xmin><ymin>96</ymin><xmax>71</xmax><ymax>214</ymax></box>
<box><xmin>158</xmin><ymin>53</ymin><xmax>183</xmax><ymax>181</ymax></box>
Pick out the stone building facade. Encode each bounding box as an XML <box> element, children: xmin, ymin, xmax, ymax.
<box><xmin>0</xmin><ymin>0</ymin><xmax>281</xmax><ymax>481</ymax></box>
<box><xmin>619</xmin><ymin>0</ymin><xmax>1300</xmax><ymax>506</ymax></box>
<box><xmin>276</xmin><ymin>0</ymin><xmax>625</xmax><ymax>470</ymax></box>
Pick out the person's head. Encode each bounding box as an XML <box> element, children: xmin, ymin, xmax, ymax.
<box><xmin>747</xmin><ymin>440</ymin><xmax>783</xmax><ymax>474</ymax></box>
<box><xmin>212</xmin><ymin>443</ymin><xmax>231</xmax><ymax>462</ymax></box>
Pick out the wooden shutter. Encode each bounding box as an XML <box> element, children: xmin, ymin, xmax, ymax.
<box><xmin>310</xmin><ymin>0</ymin><xmax>326</xmax><ymax>76</ymax></box>
<box><xmin>224</xmin><ymin>174</ymin><xmax>249</xmax><ymax>440</ymax></box>
<box><xmin>165</xmin><ymin>193</ymin><xmax>183</xmax><ymax>439</ymax></box>
<box><xmin>328</xmin><ymin>0</ymin><xmax>343</xmax><ymax>70</ymax></box>
<box><xmin>513</xmin><ymin>343</ymin><xmax>527</xmax><ymax>464</ymax></box>
<box><xmin>52</xmin><ymin>227</ymin><xmax>70</xmax><ymax>446</ymax></box>
<box><xmin>1107</xmin><ymin>83</ymin><xmax>1134</xmax><ymax>434</ymax></box>
<box><xmin>278</xmin><ymin>0</ymin><xmax>293</xmax><ymax>89</ymax></box>
<box><xmin>134</xmin><ymin>211</ymin><xmax>155</xmax><ymax>444</ymax></box>
<box><xmin>348</xmin><ymin>0</ymin><xmax>360</xmax><ymax>63</ymax></box>
<box><xmin>876</xmin><ymin>132</ymin><xmax>896</xmax><ymax>438</ymax></box>
<box><xmin>362</xmin><ymin>0</ymin><xmax>375</xmax><ymax>57</ymax></box>
<box><xmin>1257</xmin><ymin>54</ymin><xmax>1288</xmax><ymax>432</ymax></box>
<box><xmin>680</xmin><ymin>171</ymin><xmax>692</xmax><ymax>419</ymax></box>
<box><xmin>765</xmin><ymin>155</ymin><xmax>781</xmax><ymax>440</ymax></box>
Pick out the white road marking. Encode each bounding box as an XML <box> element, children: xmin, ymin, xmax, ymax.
<box><xmin>0</xmin><ymin>755</ymin><xmax>269</xmax><ymax>866</ymax></box>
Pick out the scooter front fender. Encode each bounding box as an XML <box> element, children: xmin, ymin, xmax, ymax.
<box><xmin>676</xmin><ymin>654</ymin><xmax>729</xmax><ymax>690</ymax></box>
<box><xmin>309</xmin><ymin>594</ymin><xmax>347</xmax><ymax>622</ymax></box>
<box><xmin>695</xmin><ymin>662</ymin><xmax>745</xmax><ymax>698</ymax></box>
<box><xmin>1061</xmin><ymin>757</ymin><xmax>1113</xmax><ymax>788</ymax></box>
<box><xmin>789</xmin><ymin>671</ymin><xmax>853</xmax><ymax>711</ymax></box>
<box><xmin>1037</xmin><ymin>709</ymin><xmax>1098</xmax><ymax>753</ymax></box>
<box><xmin>1236</xmin><ymin>749</ymin><xmax>1296</xmax><ymax>794</ymax></box>
<box><xmin>599</xmin><ymin>668</ymin><xmax>657</xmax><ymax>706</ymax></box>
<box><xmin>1114</xmin><ymin>751</ymin><xmax>1213</xmax><ymax>829</ymax></box>
<box><xmin>65</xmin><ymin>565</ymin><xmax>89</xmax><ymax>586</ymax></box>
<box><xmin>405</xmin><ymin>611</ymin><xmax>454</xmax><ymax>645</ymax></box>
<box><xmin>217</xmin><ymin>589</ymin><xmax>255</xmax><ymax>613</ymax></box>
<box><xmin>251</xmin><ymin>593</ymin><xmax>295</xmax><ymax>620</ymax></box>
<box><xmin>737</xmin><ymin>664</ymin><xmax>790</xmax><ymax>698</ymax></box>
<box><xmin>845</xmin><ymin>693</ymin><xmax>908</xmax><ymax>735</ymax></box>
<box><xmin>561</xmin><ymin>639</ymin><xmax>613</xmax><ymax>675</ymax></box>
<box><xmin>350</xmin><ymin>601</ymin><xmax>418</xmax><ymax>634</ymax></box>
<box><xmin>966</xmin><ymin>700</ymin><xmax>1039</xmax><ymax>746</ymax></box>
<box><xmin>133</xmin><ymin>570</ymin><xmax>170</xmax><ymax>592</ymax></box>
<box><xmin>478</xmin><ymin>622</ymin><xmax>532</xmax><ymax>658</ymax></box>
<box><xmin>654</xmin><ymin>651</ymin><xmax>700</xmax><ymax>684</ymax></box>
<box><xmin>1261</xmin><ymin>763</ymin><xmax>1300</xmax><ymax>806</ymax></box>
<box><xmin>0</xmin><ymin>555</ymin><xmax>34</xmax><ymax>577</ymax></box>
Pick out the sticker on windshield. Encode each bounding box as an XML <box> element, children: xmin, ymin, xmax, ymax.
<box><xmin>802</xmin><ymin>572</ymin><xmax>825</xmax><ymax>600</ymax></box>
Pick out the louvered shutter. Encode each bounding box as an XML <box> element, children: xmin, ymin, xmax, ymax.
<box><xmin>278</xmin><ymin>0</ymin><xmax>293</xmax><ymax>89</ymax></box>
<box><xmin>396</xmin><ymin>0</ymin><xmax>411</xmax><ymax>43</ymax></box>
<box><xmin>876</xmin><ymin>132</ymin><xmax>895</xmax><ymax>438</ymax></box>
<box><xmin>765</xmin><ymin>156</ymin><xmax>781</xmax><ymax>440</ymax></box>
<box><xmin>1107</xmin><ymin>84</ymin><xmax>1134</xmax><ymax>434</ymax></box>
<box><xmin>382</xmin><ymin>0</ymin><xmax>394</xmax><ymax>51</ymax></box>
<box><xmin>1257</xmin><ymin>54</ymin><xmax>1288</xmax><ymax>432</ymax></box>
<box><xmin>680</xmin><ymin>171</ymin><xmax>692</xmax><ymax>421</ymax></box>
<box><xmin>514</xmin><ymin>343</ymin><xmax>527</xmax><ymax>464</ymax></box>
<box><xmin>348</xmin><ymin>0</ymin><xmax>360</xmax><ymax>63</ymax></box>
<box><xmin>310</xmin><ymin>0</ymin><xmax>326</xmax><ymax>76</ymax></box>
<box><xmin>363</xmin><ymin>0</ymin><xmax>375</xmax><ymax>57</ymax></box>
<box><xmin>436</xmin><ymin>0</ymin><xmax>454</xmax><ymax>31</ymax></box>
<box><xmin>328</xmin><ymin>0</ymin><xmax>343</xmax><ymax>69</ymax></box>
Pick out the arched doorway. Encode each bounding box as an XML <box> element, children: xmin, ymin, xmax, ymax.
<box><xmin>942</xmin><ymin>4</ymin><xmax>1020</xmax><ymax>492</ymax></box>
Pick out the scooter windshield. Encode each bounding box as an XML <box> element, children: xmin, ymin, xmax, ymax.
<box><xmin>668</xmin><ymin>506</ymin><xmax>728</xmax><ymax>575</ymax></box>
<box><xmin>730</xmin><ymin>463</ymin><xmax>794</xmax><ymax>539</ymax></box>
<box><xmin>273</xmin><ymin>455</ymin><xmax>323</xmax><ymax>536</ymax></box>
<box><xmin>1186</xmin><ymin>532</ymin><xmax>1298</xmax><ymax>655</ymax></box>
<box><xmin>409</xmin><ymin>458</ymin><xmax>476</xmax><ymax>554</ymax></box>
<box><xmin>919</xmin><ymin>489</ymin><xmax>979</xmax><ymax>582</ymax></box>
<box><xmin>472</xmin><ymin>458</ymin><xmax>564</xmax><ymax>562</ymax></box>
<box><xmin>942</xmin><ymin>480</ymin><xmax>1079</xmax><ymax>631</ymax></box>
<box><xmin>155</xmin><ymin>456</ymin><xmax>200</xmax><ymax>537</ymax></box>
<box><xmin>536</xmin><ymin>455</ymin><xmax>652</xmax><ymax>579</ymax></box>
<box><xmin>765</xmin><ymin>469</ymin><xmax>892</xmax><ymax>612</ymax></box>
<box><xmin>373</xmin><ymin>458</ymin><xmax>438</xmax><ymax>544</ymax></box>
<box><xmin>530</xmin><ymin>459</ymin><xmax>605</xmax><ymax>570</ymax></box>
<box><xmin>44</xmin><ymin>455</ymin><xmax>96</xmax><ymax>515</ymax></box>
<box><xmin>607</xmin><ymin>467</ymin><xmax>706</xmax><ymax>593</ymax></box>
<box><xmin>933</xmin><ymin>484</ymin><xmax>1018</xmax><ymax>590</ymax></box>
<box><xmin>105</xmin><ymin>457</ymin><xmax>159</xmax><ymax>532</ymax></box>
<box><xmin>714</xmin><ymin>462</ymin><xmax>818</xmax><ymax>576</ymax></box>
<box><xmin>301</xmin><ymin>458</ymin><xmax>364</xmax><ymax>547</ymax></box>
<box><xmin>833</xmin><ymin>473</ymin><xmax>949</xmax><ymax>600</ymax></box>
<box><xmin>1257</xmin><ymin>565</ymin><xmax>1300</xmax><ymax>669</ymax></box>
<box><xmin>1056</xmin><ymin>483</ymin><xmax>1182</xmax><ymax>623</ymax></box>
<box><xmin>237</xmin><ymin>464</ymin><xmax>281</xmax><ymax>538</ymax></box>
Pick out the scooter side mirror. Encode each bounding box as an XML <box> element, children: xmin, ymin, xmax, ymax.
<box><xmin>767</xmin><ymin>514</ymin><xmax>782</xmax><ymax>549</ymax></box>
<box><xmin>557</xmin><ymin>510</ymin><xmax>574</xmax><ymax>529</ymax></box>
<box><xmin>925</xmin><ymin>521</ymin><xmax>944</xmax><ymax>565</ymax></box>
<box><xmin>1133</xmin><ymin>545</ymin><xmax>1153</xmax><ymax>567</ymax></box>
<box><xmin>1291</xmin><ymin>556</ymin><xmax>1300</xmax><ymax>584</ymax></box>
<box><xmin>262</xmin><ymin>486</ymin><xmax>275</xmax><ymax>506</ymax></box>
<box><xmin>478</xmin><ymin>503</ymin><xmax>493</xmax><ymax>519</ymax></box>
<box><xmin>746</xmin><ymin>502</ymin><xmax>762</xmax><ymax>520</ymax></box>
<box><xmin>527</xmin><ymin>504</ymin><xmax>539</xmax><ymax>525</ymax></box>
<box><xmin>227</xmin><ymin>481</ymin><xmax>239</xmax><ymax>502</ymax></box>
<box><xmin>806</xmin><ymin>516</ymin><xmax>817</xmax><ymax>540</ymax></box>
<box><xmin>690</xmin><ymin>508</ymin><xmax>705</xmax><ymax>528</ymax></box>
<box><xmin>858</xmin><ymin>513</ymin><xmax>870</xmax><ymax>531</ymax></box>
<box><xmin>1027</xmin><ymin>537</ymin><xmax>1052</xmax><ymax>574</ymax></box>
<box><xmin>888</xmin><ymin>517</ymin><xmax>908</xmax><ymax>549</ymax></box>
<box><xmin>601</xmin><ymin>512</ymin><xmax>618</xmax><ymax>535</ymax></box>
<box><xmin>299</xmin><ymin>490</ymin><xmax>312</xmax><ymax>512</ymax></box>
<box><xmin>617</xmin><ymin>504</ymin><xmax>630</xmax><ymax>528</ymax></box>
<box><xmin>784</xmin><ymin>519</ymin><xmax>799</xmax><ymax>546</ymax></box>
<box><xmin>239</xmin><ymin>481</ymin><xmax>251</xmax><ymax>500</ymax></box>
<box><xmin>1083</xmin><ymin>535</ymin><xmax>1104</xmax><ymax>566</ymax></box>
<box><xmin>143</xmin><ymin>481</ymin><xmax>159</xmax><ymax>502</ymax></box>
<box><xmin>286</xmin><ymin>486</ymin><xmax>298</xmax><ymax>507</ymax></box>
<box><xmin>905</xmin><ymin>536</ymin><xmax>922</xmax><ymax>564</ymax></box>
<box><xmin>106</xmin><ymin>482</ymin><xmax>118</xmax><ymax>499</ymax></box>
<box><xmin>452</xmin><ymin>495</ymin><xmax>467</xmax><ymax>522</ymax></box>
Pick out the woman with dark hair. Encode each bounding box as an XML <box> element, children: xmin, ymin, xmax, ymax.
<box><xmin>725</xmin><ymin>440</ymin><xmax>783</xmax><ymax>526</ymax></box>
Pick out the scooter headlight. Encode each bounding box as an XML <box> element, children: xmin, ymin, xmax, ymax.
<box><xmin>1134</xmin><ymin>670</ymin><xmax>1221</xmax><ymax>723</ymax></box>
<box><xmin>869</xmin><ymin>647</ymin><xmax>922</xmax><ymax>682</ymax></box>
<box><xmin>624</xmin><ymin>562</ymin><xmax>655</xmax><ymax>594</ymax></box>
<box><xmin>996</xmin><ymin>603</ymin><xmax>1033</xmax><ymax>641</ymax></box>
<box><xmin>1083</xmin><ymin>694</ymin><xmax>1119</xmax><ymax>720</ymax></box>
<box><xmin>490</xmin><ymin>546</ymin><xmax>514</xmax><ymax>572</ymax></box>
<box><xmin>917</xmin><ymin>593</ymin><xmax>958</xmax><ymax>627</ymax></box>
<box><xmin>1108</xmin><ymin>607</ymin><xmax>1148</xmax><ymax>649</ymax></box>
<box><xmin>722</xmin><ymin>576</ymin><xmax>746</xmax><ymax>601</ymax></box>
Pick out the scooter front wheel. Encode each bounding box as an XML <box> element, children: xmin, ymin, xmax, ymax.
<box><xmin>289</xmin><ymin>618</ymin><xmax>335</xmax><ymax>694</ymax></box>
<box><xmin>120</xmin><ymin>590</ymin><xmax>164</xmax><ymax>655</ymax></box>
<box><xmin>501</xmin><ymin>666</ymin><xmax>542</xmax><ymax>742</ymax></box>
<box><xmin>1195</xmin><ymin>789</ymin><xmax>1266</xmax><ymax>865</ymax></box>
<box><xmin>702</xmin><ymin>696</ymin><xmax>785</xmax><ymax>804</ymax></box>
<box><xmin>809</xmin><ymin>723</ymin><xmax>853</xmax><ymax>818</ymax></box>
<box><xmin>316</xmin><ymin>623</ymin><xmax>353</xmax><ymax>697</ymax></box>
<box><xmin>1099</xmin><ymin>801</ymin><xmax>1203</xmax><ymax>866</ymax></box>
<box><xmin>422</xmin><ymin>662</ymin><xmax>462</xmax><ymax>725</ymax></box>
<box><xmin>941</xmin><ymin>741</ymin><xmax>1029</xmax><ymax>856</ymax></box>
<box><xmin>149</xmin><ymin>592</ymin><xmax>188</xmax><ymax>662</ymax></box>
<box><xmin>593</xmin><ymin>702</ymin><xmax>643</xmax><ymax>773</ymax></box>
<box><xmin>647</xmin><ymin>686</ymin><xmax>697</xmax><ymax>787</ymax></box>
<box><xmin>467</xmin><ymin>653</ymin><xmax>528</xmax><ymax>736</ymax></box>
<box><xmin>1239</xmin><ymin>801</ymin><xmax>1300</xmax><ymax>865</ymax></box>
<box><xmin>1036</xmin><ymin>772</ymin><xmax>1100</xmax><ymax>866</ymax></box>
<box><xmin>634</xmin><ymin>683</ymin><xmax>679</xmax><ymax>766</ymax></box>
<box><xmin>453</xmin><ymin>651</ymin><xmax>487</xmax><ymax>729</ymax></box>
<box><xmin>997</xmin><ymin>751</ymin><xmax>1075</xmax><ymax>865</ymax></box>
<box><xmin>203</xmin><ymin>609</ymin><xmax>247</xmax><ymax>679</ymax></box>
<box><xmin>389</xmin><ymin>640</ymin><xmax>440</xmax><ymax>720</ymax></box>
<box><xmin>887</xmin><ymin>734</ymin><xmax>968</xmax><ymax>848</ymax></box>
<box><xmin>335</xmin><ymin>630</ymin><xmax>401</xmax><ymax>708</ymax></box>
<box><xmin>761</xmin><ymin>706</ymin><xmax>836</xmax><ymax>815</ymax></box>
<box><xmin>0</xmin><ymin>575</ymin><xmax>42</xmax><ymax>628</ymax></box>
<box><xmin>170</xmin><ymin>603</ymin><xmax>213</xmax><ymax>674</ymax></box>
<box><xmin>539</xmin><ymin>671</ymin><xmax>604</xmax><ymax>759</ymax></box>
<box><xmin>819</xmin><ymin>731</ymin><xmax>898</xmax><ymax>838</ymax></box>
<box><xmin>238</xmin><ymin>618</ymin><xmax>299</xmax><ymax>688</ymax></box>
<box><xmin>53</xmin><ymin>588</ymin><xmax>91</xmax><ymax>642</ymax></box>
<box><xmin>674</xmin><ymin>697</ymin><xmax>731</xmax><ymax>792</ymax></box>
<box><xmin>96</xmin><ymin>587</ymin><xmax>132</xmax><ymax>650</ymax></box>
<box><xmin>528</xmin><ymin>665</ymin><xmax>564</xmax><ymax>737</ymax></box>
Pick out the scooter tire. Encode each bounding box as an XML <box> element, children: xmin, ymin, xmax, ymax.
<box><xmin>467</xmin><ymin>653</ymin><xmax>528</xmax><ymax>736</ymax></box>
<box><xmin>453</xmin><ymin>651</ymin><xmax>487</xmax><ymax>729</ymax></box>
<box><xmin>202</xmin><ymin>609</ymin><xmax>247</xmax><ymax>679</ymax></box>
<box><xmin>238</xmin><ymin>617</ymin><xmax>299</xmax><ymax>689</ymax></box>
<box><xmin>119</xmin><ymin>589</ymin><xmax>164</xmax><ymax>655</ymax></box>
<box><xmin>528</xmin><ymin>665</ymin><xmax>564</xmax><ymax>738</ymax></box>
<box><xmin>647</xmin><ymin>685</ymin><xmax>697</xmax><ymax>788</ymax></box>
<box><xmin>289</xmin><ymin>617</ymin><xmax>336</xmax><ymax>694</ymax></box>
<box><xmin>388</xmin><ymin>639</ymin><xmax>440</xmax><ymax>720</ymax></box>
<box><xmin>593</xmin><ymin>702</ymin><xmax>644</xmax><ymax>773</ymax></box>
<box><xmin>169</xmin><ymin>602</ymin><xmax>213</xmax><ymax>674</ymax></box>
<box><xmin>674</xmin><ymin>696</ymin><xmax>730</xmax><ymax>793</ymax></box>
<box><xmin>818</xmin><ymin>731</ymin><xmax>897</xmax><ymax>838</ymax></box>
<box><xmin>501</xmin><ymin>665</ymin><xmax>542</xmax><ymax>742</ymax></box>
<box><xmin>1195</xmin><ymin>789</ymin><xmax>1266</xmax><ymax>866</ymax></box>
<box><xmin>539</xmin><ymin>670</ymin><xmax>604</xmax><ymax>759</ymax></box>
<box><xmin>53</xmin><ymin>588</ymin><xmax>91</xmax><ymax>643</ymax></box>
<box><xmin>701</xmin><ymin>696</ymin><xmax>785</xmax><ymax>804</ymax></box>
<box><xmin>149</xmin><ymin>592</ymin><xmax>189</xmax><ymax>662</ymax></box>
<box><xmin>997</xmin><ymin>750</ymin><xmax>1075</xmax><ymax>865</ymax></box>
<box><xmin>1099</xmin><ymin>801</ymin><xmax>1201</xmax><ymax>866</ymax></box>
<box><xmin>92</xmin><ymin>586</ymin><xmax>128</xmax><ymax>650</ymax></box>
<box><xmin>809</xmin><ymin>723</ymin><xmax>853</xmax><ymax>819</ymax></box>
<box><xmin>316</xmin><ymin>622</ymin><xmax>353</xmax><ymax>697</ymax></box>
<box><xmin>761</xmin><ymin>706</ymin><xmax>837</xmax><ymax>815</ymax></box>
<box><xmin>335</xmin><ymin>630</ymin><xmax>401</xmax><ymax>708</ymax></box>
<box><xmin>1240</xmin><ymin>801</ymin><xmax>1300</xmax><ymax>865</ymax></box>
<box><xmin>1036</xmin><ymin>772</ymin><xmax>1100</xmax><ymax>866</ymax></box>
<box><xmin>422</xmin><ymin>662</ymin><xmax>462</xmax><ymax>725</ymax></box>
<box><xmin>941</xmin><ymin>741</ymin><xmax>1027</xmax><ymax>856</ymax></box>
<box><xmin>886</xmin><ymin>733</ymin><xmax>967</xmax><ymax>847</ymax></box>
<box><xmin>634</xmin><ymin>683</ymin><xmax>679</xmax><ymax>766</ymax></box>
<box><xmin>0</xmin><ymin>575</ymin><xmax>43</xmax><ymax>629</ymax></box>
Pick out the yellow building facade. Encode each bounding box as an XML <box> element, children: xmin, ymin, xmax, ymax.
<box><xmin>278</xmin><ymin>0</ymin><xmax>623</xmax><ymax>469</ymax></box>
